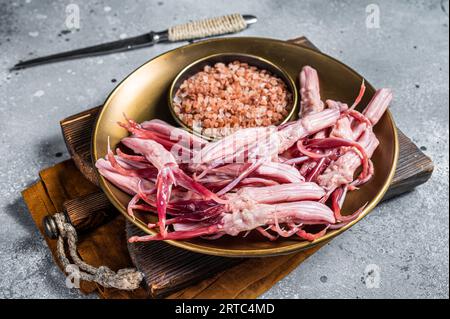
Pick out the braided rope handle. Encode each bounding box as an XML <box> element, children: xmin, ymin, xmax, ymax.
<box><xmin>53</xmin><ymin>213</ymin><xmax>143</xmax><ymax>290</ymax></box>
<box><xmin>168</xmin><ymin>14</ymin><xmax>247</xmax><ymax>42</ymax></box>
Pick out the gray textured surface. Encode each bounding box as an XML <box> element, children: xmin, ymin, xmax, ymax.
<box><xmin>0</xmin><ymin>0</ymin><xmax>448</xmax><ymax>299</ymax></box>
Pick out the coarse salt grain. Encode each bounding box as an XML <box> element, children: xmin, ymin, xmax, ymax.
<box><xmin>174</xmin><ymin>60</ymin><xmax>292</xmax><ymax>138</ymax></box>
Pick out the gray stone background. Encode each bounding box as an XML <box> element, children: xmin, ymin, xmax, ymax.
<box><xmin>0</xmin><ymin>0</ymin><xmax>448</xmax><ymax>299</ymax></box>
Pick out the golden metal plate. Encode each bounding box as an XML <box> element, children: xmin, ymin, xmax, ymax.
<box><xmin>93</xmin><ymin>37</ymin><xmax>399</xmax><ymax>258</ymax></box>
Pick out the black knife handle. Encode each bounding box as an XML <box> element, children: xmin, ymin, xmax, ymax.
<box><xmin>12</xmin><ymin>31</ymin><xmax>163</xmax><ymax>70</ymax></box>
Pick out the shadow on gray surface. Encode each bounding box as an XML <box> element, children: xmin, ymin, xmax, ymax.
<box><xmin>3</xmin><ymin>234</ymin><xmax>88</xmax><ymax>299</ymax></box>
<box><xmin>5</xmin><ymin>196</ymin><xmax>41</xmax><ymax>236</ymax></box>
<box><xmin>34</xmin><ymin>135</ymin><xmax>70</xmax><ymax>168</ymax></box>
<box><xmin>3</xmin><ymin>199</ymin><xmax>91</xmax><ymax>299</ymax></box>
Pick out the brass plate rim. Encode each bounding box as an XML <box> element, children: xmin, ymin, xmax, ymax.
<box><xmin>93</xmin><ymin>36</ymin><xmax>399</xmax><ymax>258</ymax></box>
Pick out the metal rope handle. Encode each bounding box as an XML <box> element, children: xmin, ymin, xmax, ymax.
<box><xmin>52</xmin><ymin>213</ymin><xmax>143</xmax><ymax>290</ymax></box>
<box><xmin>42</xmin><ymin>192</ymin><xmax>143</xmax><ymax>291</ymax></box>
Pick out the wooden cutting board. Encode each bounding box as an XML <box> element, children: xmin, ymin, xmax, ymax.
<box><xmin>57</xmin><ymin>36</ymin><xmax>434</xmax><ymax>297</ymax></box>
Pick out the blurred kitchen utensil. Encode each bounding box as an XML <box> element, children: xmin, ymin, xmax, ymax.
<box><xmin>12</xmin><ymin>14</ymin><xmax>257</xmax><ymax>70</ymax></box>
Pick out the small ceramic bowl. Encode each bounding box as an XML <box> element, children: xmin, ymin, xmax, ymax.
<box><xmin>168</xmin><ymin>53</ymin><xmax>298</xmax><ymax>140</ymax></box>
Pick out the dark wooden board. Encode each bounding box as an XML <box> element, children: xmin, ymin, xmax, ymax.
<box><xmin>59</xmin><ymin>36</ymin><xmax>434</xmax><ymax>298</ymax></box>
<box><xmin>61</xmin><ymin>107</ymin><xmax>101</xmax><ymax>186</ymax></box>
<box><xmin>126</xmin><ymin>226</ymin><xmax>242</xmax><ymax>297</ymax></box>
